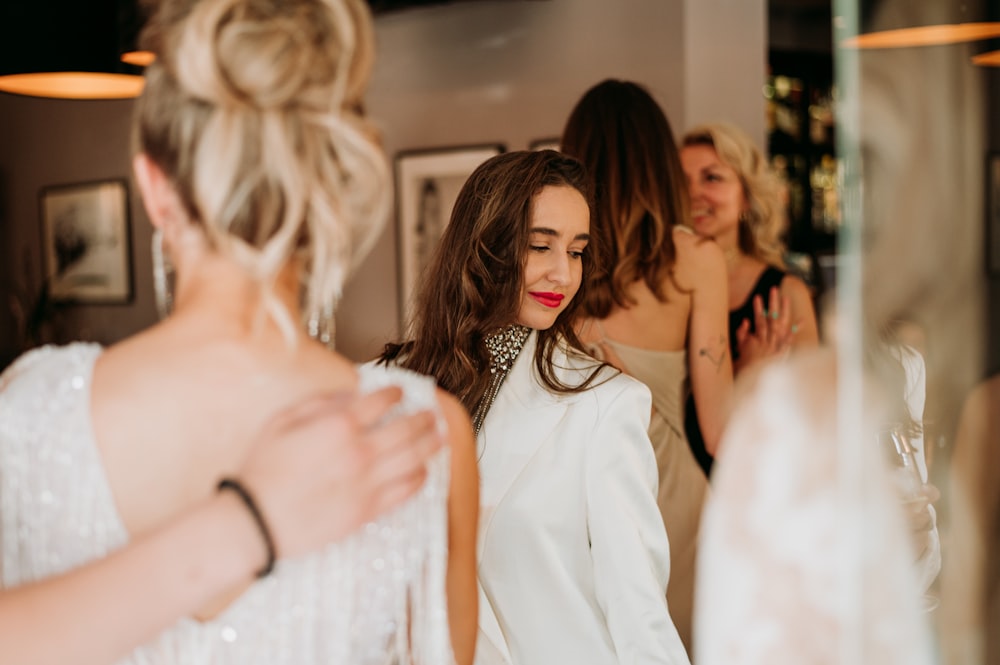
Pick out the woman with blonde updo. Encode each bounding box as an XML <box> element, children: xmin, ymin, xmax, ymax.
<box><xmin>680</xmin><ymin>123</ymin><xmax>819</xmax><ymax>354</ymax></box>
<box><xmin>0</xmin><ymin>1</ymin><xmax>478</xmax><ymax>664</ymax></box>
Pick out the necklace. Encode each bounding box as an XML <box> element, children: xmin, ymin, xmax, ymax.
<box><xmin>470</xmin><ymin>324</ymin><xmax>530</xmax><ymax>438</ymax></box>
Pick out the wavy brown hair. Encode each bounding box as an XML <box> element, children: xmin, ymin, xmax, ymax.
<box><xmin>560</xmin><ymin>79</ymin><xmax>690</xmax><ymax>319</ymax></box>
<box><xmin>380</xmin><ymin>150</ymin><xmax>608</xmax><ymax>412</ymax></box>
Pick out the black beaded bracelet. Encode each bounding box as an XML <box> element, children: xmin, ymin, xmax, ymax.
<box><xmin>217</xmin><ymin>478</ymin><xmax>277</xmax><ymax>578</ymax></box>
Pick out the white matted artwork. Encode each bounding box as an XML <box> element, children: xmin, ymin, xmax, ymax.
<box><xmin>40</xmin><ymin>179</ymin><xmax>133</xmax><ymax>304</ymax></box>
<box><xmin>395</xmin><ymin>143</ymin><xmax>504</xmax><ymax>326</ymax></box>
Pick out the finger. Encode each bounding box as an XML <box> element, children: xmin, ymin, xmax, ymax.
<box><xmin>752</xmin><ymin>295</ymin><xmax>769</xmax><ymax>344</ymax></box>
<box><xmin>777</xmin><ymin>293</ymin><xmax>792</xmax><ymax>327</ymax></box>
<box><xmin>769</xmin><ymin>286</ymin><xmax>781</xmax><ymax>323</ymax></box>
<box><xmin>752</xmin><ymin>293</ymin><xmax>765</xmax><ymax>323</ymax></box>
<box><xmin>922</xmin><ymin>483</ymin><xmax>941</xmax><ymax>503</ymax></box>
<box><xmin>768</xmin><ymin>288</ymin><xmax>790</xmax><ymax>349</ymax></box>
<box><xmin>350</xmin><ymin>386</ymin><xmax>405</xmax><ymax>429</ymax></box>
<box><xmin>734</xmin><ymin>318</ymin><xmax>751</xmax><ymax>348</ymax></box>
<box><xmin>774</xmin><ymin>295</ymin><xmax>794</xmax><ymax>348</ymax></box>
<box><xmin>368</xmin><ymin>469</ymin><xmax>430</xmax><ymax>516</ymax></box>
<box><xmin>367</xmin><ymin>410</ymin><xmax>439</xmax><ymax>455</ymax></box>
<box><xmin>368</xmin><ymin>421</ymin><xmax>444</xmax><ymax>488</ymax></box>
<box><xmin>263</xmin><ymin>390</ymin><xmax>356</xmax><ymax>433</ymax></box>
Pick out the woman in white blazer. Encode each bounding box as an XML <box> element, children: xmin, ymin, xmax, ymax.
<box><xmin>381</xmin><ymin>150</ymin><xmax>690</xmax><ymax>665</ymax></box>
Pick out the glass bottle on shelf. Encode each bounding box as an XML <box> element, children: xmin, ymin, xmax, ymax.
<box><xmin>810</xmin><ymin>154</ymin><xmax>841</xmax><ymax>233</ymax></box>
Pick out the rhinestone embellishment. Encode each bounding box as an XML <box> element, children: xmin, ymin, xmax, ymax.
<box><xmin>471</xmin><ymin>324</ymin><xmax>530</xmax><ymax>437</ymax></box>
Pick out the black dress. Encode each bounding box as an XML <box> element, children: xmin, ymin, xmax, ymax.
<box><xmin>684</xmin><ymin>266</ymin><xmax>786</xmax><ymax>476</ymax></box>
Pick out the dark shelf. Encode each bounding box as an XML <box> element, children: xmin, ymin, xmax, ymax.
<box><xmin>766</xmin><ymin>49</ymin><xmax>838</xmax><ymax>294</ymax></box>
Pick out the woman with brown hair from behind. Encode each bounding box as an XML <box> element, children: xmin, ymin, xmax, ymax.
<box><xmin>561</xmin><ymin>79</ymin><xmax>791</xmax><ymax>657</ymax></box>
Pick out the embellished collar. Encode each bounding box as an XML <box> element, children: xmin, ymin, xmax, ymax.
<box><xmin>471</xmin><ymin>324</ymin><xmax>531</xmax><ymax>437</ymax></box>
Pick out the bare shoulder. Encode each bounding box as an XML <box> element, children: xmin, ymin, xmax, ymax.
<box><xmin>779</xmin><ymin>273</ymin><xmax>813</xmax><ymax>301</ymax></box>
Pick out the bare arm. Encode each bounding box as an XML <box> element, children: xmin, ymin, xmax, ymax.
<box><xmin>0</xmin><ymin>492</ymin><xmax>266</xmax><ymax>665</ymax></box>
<box><xmin>0</xmin><ymin>388</ymin><xmax>444</xmax><ymax>665</ymax></box>
<box><xmin>681</xmin><ymin>237</ymin><xmax>734</xmax><ymax>456</ymax></box>
<box><xmin>437</xmin><ymin>391</ymin><xmax>480</xmax><ymax>665</ymax></box>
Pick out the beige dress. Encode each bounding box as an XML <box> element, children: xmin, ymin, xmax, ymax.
<box><xmin>588</xmin><ymin>328</ymin><xmax>709</xmax><ymax>658</ymax></box>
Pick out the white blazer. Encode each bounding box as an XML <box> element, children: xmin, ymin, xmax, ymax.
<box><xmin>474</xmin><ymin>333</ymin><xmax>690</xmax><ymax>665</ymax></box>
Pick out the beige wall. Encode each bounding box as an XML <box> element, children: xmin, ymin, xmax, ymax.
<box><xmin>344</xmin><ymin>0</ymin><xmax>767</xmax><ymax>360</ymax></box>
<box><xmin>0</xmin><ymin>97</ymin><xmax>154</xmax><ymax>367</ymax></box>
<box><xmin>0</xmin><ymin>0</ymin><xmax>767</xmax><ymax>366</ymax></box>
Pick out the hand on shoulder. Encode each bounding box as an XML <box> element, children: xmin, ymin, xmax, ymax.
<box><xmin>239</xmin><ymin>387</ymin><xmax>446</xmax><ymax>560</ymax></box>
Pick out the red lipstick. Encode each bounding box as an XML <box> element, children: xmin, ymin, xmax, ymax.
<box><xmin>529</xmin><ymin>292</ymin><xmax>564</xmax><ymax>308</ymax></box>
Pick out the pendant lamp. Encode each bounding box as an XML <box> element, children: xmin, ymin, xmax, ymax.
<box><xmin>971</xmin><ymin>50</ymin><xmax>1000</xmax><ymax>66</ymax></box>
<box><xmin>0</xmin><ymin>0</ymin><xmax>146</xmax><ymax>99</ymax></box>
<box><xmin>842</xmin><ymin>22</ymin><xmax>1000</xmax><ymax>48</ymax></box>
<box><xmin>840</xmin><ymin>0</ymin><xmax>1000</xmax><ymax>50</ymax></box>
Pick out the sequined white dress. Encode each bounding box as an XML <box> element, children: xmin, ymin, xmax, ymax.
<box><xmin>0</xmin><ymin>343</ymin><xmax>454</xmax><ymax>665</ymax></box>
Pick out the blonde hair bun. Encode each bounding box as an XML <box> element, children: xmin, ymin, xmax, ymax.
<box><xmin>134</xmin><ymin>0</ymin><xmax>388</xmax><ymax>340</ymax></box>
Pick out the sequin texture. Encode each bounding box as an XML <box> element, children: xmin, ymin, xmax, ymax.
<box><xmin>0</xmin><ymin>344</ymin><xmax>454</xmax><ymax>665</ymax></box>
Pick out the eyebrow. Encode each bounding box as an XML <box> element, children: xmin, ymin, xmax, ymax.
<box><xmin>530</xmin><ymin>227</ymin><xmax>590</xmax><ymax>242</ymax></box>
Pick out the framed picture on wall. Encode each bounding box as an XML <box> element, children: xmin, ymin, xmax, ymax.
<box><xmin>395</xmin><ymin>143</ymin><xmax>504</xmax><ymax>326</ymax></box>
<box><xmin>988</xmin><ymin>153</ymin><xmax>1000</xmax><ymax>275</ymax></box>
<box><xmin>40</xmin><ymin>179</ymin><xmax>133</xmax><ymax>304</ymax></box>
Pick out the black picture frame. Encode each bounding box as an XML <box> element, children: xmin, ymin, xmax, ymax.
<box><xmin>39</xmin><ymin>179</ymin><xmax>133</xmax><ymax>304</ymax></box>
<box><xmin>394</xmin><ymin>143</ymin><xmax>504</xmax><ymax>327</ymax></box>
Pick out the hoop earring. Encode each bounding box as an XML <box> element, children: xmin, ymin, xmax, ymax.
<box><xmin>307</xmin><ymin>301</ymin><xmax>336</xmax><ymax>349</ymax></box>
<box><xmin>151</xmin><ymin>229</ymin><xmax>175</xmax><ymax>319</ymax></box>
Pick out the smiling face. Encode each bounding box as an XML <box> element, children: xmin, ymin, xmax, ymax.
<box><xmin>680</xmin><ymin>143</ymin><xmax>746</xmax><ymax>245</ymax></box>
<box><xmin>515</xmin><ymin>185</ymin><xmax>590</xmax><ymax>331</ymax></box>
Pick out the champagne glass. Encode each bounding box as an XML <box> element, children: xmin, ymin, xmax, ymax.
<box><xmin>876</xmin><ymin>423</ymin><xmax>939</xmax><ymax>612</ymax></box>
